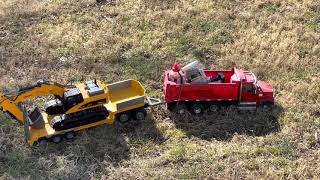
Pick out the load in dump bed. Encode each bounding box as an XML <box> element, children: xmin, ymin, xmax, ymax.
<box><xmin>0</xmin><ymin>79</ymin><xmax>161</xmax><ymax>145</ymax></box>
<box><xmin>163</xmin><ymin>61</ymin><xmax>274</xmax><ymax>114</ymax></box>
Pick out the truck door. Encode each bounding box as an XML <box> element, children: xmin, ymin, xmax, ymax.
<box><xmin>241</xmin><ymin>83</ymin><xmax>258</xmax><ymax>103</ymax></box>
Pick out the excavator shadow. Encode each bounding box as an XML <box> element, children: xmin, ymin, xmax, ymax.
<box><xmin>23</xmin><ymin>112</ymin><xmax>165</xmax><ymax>178</ymax></box>
<box><xmin>31</xmin><ymin>125</ymin><xmax>130</xmax><ymax>170</ymax></box>
<box><xmin>169</xmin><ymin>104</ymin><xmax>284</xmax><ymax>141</ymax></box>
<box><xmin>0</xmin><ymin>116</ymin><xmax>129</xmax><ymax>178</ymax></box>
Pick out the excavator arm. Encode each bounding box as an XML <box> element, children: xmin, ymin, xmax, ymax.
<box><xmin>0</xmin><ymin>80</ymin><xmax>68</xmax><ymax>124</ymax></box>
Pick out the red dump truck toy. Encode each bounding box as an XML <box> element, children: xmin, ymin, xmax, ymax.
<box><xmin>163</xmin><ymin>61</ymin><xmax>274</xmax><ymax>114</ymax></box>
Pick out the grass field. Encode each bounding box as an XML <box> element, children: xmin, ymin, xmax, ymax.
<box><xmin>0</xmin><ymin>0</ymin><xmax>319</xmax><ymax>179</ymax></box>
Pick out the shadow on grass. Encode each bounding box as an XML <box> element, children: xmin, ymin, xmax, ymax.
<box><xmin>0</xmin><ymin>111</ymin><xmax>164</xmax><ymax>179</ymax></box>
<box><xmin>170</xmin><ymin>104</ymin><xmax>284</xmax><ymax>141</ymax></box>
<box><xmin>115</xmin><ymin>112</ymin><xmax>166</xmax><ymax>144</ymax></box>
<box><xmin>27</xmin><ymin>126</ymin><xmax>130</xmax><ymax>178</ymax></box>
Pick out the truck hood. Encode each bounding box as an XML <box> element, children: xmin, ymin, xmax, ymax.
<box><xmin>257</xmin><ymin>81</ymin><xmax>273</xmax><ymax>93</ymax></box>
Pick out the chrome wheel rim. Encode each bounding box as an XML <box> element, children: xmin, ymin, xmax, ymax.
<box><xmin>136</xmin><ymin>112</ymin><xmax>145</xmax><ymax>120</ymax></box>
<box><xmin>119</xmin><ymin>114</ymin><xmax>129</xmax><ymax>122</ymax></box>
<box><xmin>53</xmin><ymin>136</ymin><xmax>61</xmax><ymax>143</ymax></box>
<box><xmin>210</xmin><ymin>105</ymin><xmax>218</xmax><ymax>112</ymax></box>
<box><xmin>194</xmin><ymin>107</ymin><xmax>201</xmax><ymax>114</ymax></box>
<box><xmin>178</xmin><ymin>109</ymin><xmax>185</xmax><ymax>114</ymax></box>
<box><xmin>66</xmin><ymin>132</ymin><xmax>74</xmax><ymax>139</ymax></box>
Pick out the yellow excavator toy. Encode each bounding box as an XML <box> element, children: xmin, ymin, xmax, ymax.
<box><xmin>0</xmin><ymin>79</ymin><xmax>161</xmax><ymax>145</ymax></box>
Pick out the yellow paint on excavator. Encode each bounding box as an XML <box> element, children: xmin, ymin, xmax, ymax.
<box><xmin>20</xmin><ymin>79</ymin><xmax>147</xmax><ymax>145</ymax></box>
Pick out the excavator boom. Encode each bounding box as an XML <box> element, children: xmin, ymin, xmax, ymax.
<box><xmin>0</xmin><ymin>80</ymin><xmax>68</xmax><ymax>124</ymax></box>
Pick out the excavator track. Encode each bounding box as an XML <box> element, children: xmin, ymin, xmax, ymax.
<box><xmin>51</xmin><ymin>106</ymin><xmax>109</xmax><ymax>131</ymax></box>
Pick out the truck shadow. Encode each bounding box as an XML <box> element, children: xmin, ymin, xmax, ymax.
<box><xmin>169</xmin><ymin>104</ymin><xmax>284</xmax><ymax>141</ymax></box>
<box><xmin>115</xmin><ymin>113</ymin><xmax>166</xmax><ymax>145</ymax></box>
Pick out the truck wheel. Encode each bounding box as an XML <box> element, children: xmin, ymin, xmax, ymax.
<box><xmin>227</xmin><ymin>105</ymin><xmax>238</xmax><ymax>113</ymax></box>
<box><xmin>260</xmin><ymin>102</ymin><xmax>273</xmax><ymax>111</ymax></box>
<box><xmin>257</xmin><ymin>103</ymin><xmax>273</xmax><ymax>112</ymax></box>
<box><xmin>52</xmin><ymin>135</ymin><xmax>62</xmax><ymax>143</ymax></box>
<box><xmin>191</xmin><ymin>103</ymin><xmax>204</xmax><ymax>115</ymax></box>
<box><xmin>133</xmin><ymin>109</ymin><xmax>147</xmax><ymax>121</ymax></box>
<box><xmin>118</xmin><ymin>113</ymin><xmax>131</xmax><ymax>123</ymax></box>
<box><xmin>209</xmin><ymin>104</ymin><xmax>219</xmax><ymax>112</ymax></box>
<box><xmin>65</xmin><ymin>131</ymin><xmax>75</xmax><ymax>140</ymax></box>
<box><xmin>174</xmin><ymin>103</ymin><xmax>187</xmax><ymax>115</ymax></box>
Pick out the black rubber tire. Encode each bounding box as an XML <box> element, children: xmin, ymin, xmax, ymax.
<box><xmin>226</xmin><ymin>105</ymin><xmax>238</xmax><ymax>113</ymax></box>
<box><xmin>173</xmin><ymin>103</ymin><xmax>188</xmax><ymax>115</ymax></box>
<box><xmin>65</xmin><ymin>131</ymin><xmax>75</xmax><ymax>140</ymax></box>
<box><xmin>52</xmin><ymin>135</ymin><xmax>62</xmax><ymax>143</ymax></box>
<box><xmin>261</xmin><ymin>102</ymin><xmax>273</xmax><ymax>111</ymax></box>
<box><xmin>133</xmin><ymin>108</ymin><xmax>147</xmax><ymax>121</ymax></box>
<box><xmin>117</xmin><ymin>112</ymin><xmax>131</xmax><ymax>123</ymax></box>
<box><xmin>209</xmin><ymin>104</ymin><xmax>220</xmax><ymax>112</ymax></box>
<box><xmin>38</xmin><ymin>138</ymin><xmax>48</xmax><ymax>145</ymax></box>
<box><xmin>190</xmin><ymin>103</ymin><xmax>204</xmax><ymax>115</ymax></box>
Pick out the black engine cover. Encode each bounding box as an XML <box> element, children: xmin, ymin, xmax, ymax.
<box><xmin>45</xmin><ymin>99</ymin><xmax>65</xmax><ymax>115</ymax></box>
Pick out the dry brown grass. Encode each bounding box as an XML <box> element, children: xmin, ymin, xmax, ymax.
<box><xmin>0</xmin><ymin>0</ymin><xmax>319</xmax><ymax>179</ymax></box>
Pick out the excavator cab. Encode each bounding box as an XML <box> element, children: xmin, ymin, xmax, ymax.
<box><xmin>44</xmin><ymin>88</ymin><xmax>84</xmax><ymax>115</ymax></box>
<box><xmin>63</xmin><ymin>88</ymin><xmax>84</xmax><ymax>110</ymax></box>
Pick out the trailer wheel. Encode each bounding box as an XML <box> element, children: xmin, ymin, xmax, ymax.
<box><xmin>118</xmin><ymin>112</ymin><xmax>131</xmax><ymax>123</ymax></box>
<box><xmin>191</xmin><ymin>103</ymin><xmax>204</xmax><ymax>115</ymax></box>
<box><xmin>133</xmin><ymin>108</ymin><xmax>147</xmax><ymax>121</ymax></box>
<box><xmin>65</xmin><ymin>131</ymin><xmax>75</xmax><ymax>140</ymax></box>
<box><xmin>52</xmin><ymin>135</ymin><xmax>62</xmax><ymax>143</ymax></box>
<box><xmin>38</xmin><ymin>138</ymin><xmax>48</xmax><ymax>145</ymax></box>
<box><xmin>173</xmin><ymin>103</ymin><xmax>188</xmax><ymax>115</ymax></box>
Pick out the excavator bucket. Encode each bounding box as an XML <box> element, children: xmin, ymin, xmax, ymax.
<box><xmin>28</xmin><ymin>107</ymin><xmax>45</xmax><ymax>129</ymax></box>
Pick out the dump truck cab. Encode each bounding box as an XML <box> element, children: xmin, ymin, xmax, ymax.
<box><xmin>237</xmin><ymin>69</ymin><xmax>274</xmax><ymax>108</ymax></box>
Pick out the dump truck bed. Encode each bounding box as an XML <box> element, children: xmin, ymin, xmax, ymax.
<box><xmin>163</xmin><ymin>70</ymin><xmax>240</xmax><ymax>104</ymax></box>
